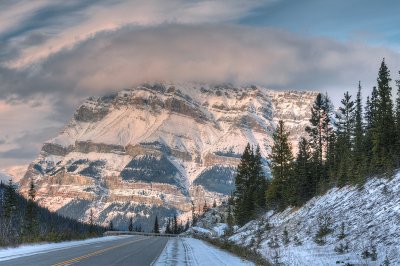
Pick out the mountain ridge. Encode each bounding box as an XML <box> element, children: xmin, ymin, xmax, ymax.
<box><xmin>19</xmin><ymin>82</ymin><xmax>319</xmax><ymax>229</ymax></box>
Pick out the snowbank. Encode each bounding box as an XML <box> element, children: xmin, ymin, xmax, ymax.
<box><xmin>154</xmin><ymin>237</ymin><xmax>253</xmax><ymax>265</ymax></box>
<box><xmin>0</xmin><ymin>236</ymin><xmax>131</xmax><ymax>262</ymax></box>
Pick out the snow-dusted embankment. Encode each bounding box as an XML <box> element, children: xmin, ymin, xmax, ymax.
<box><xmin>154</xmin><ymin>237</ymin><xmax>253</xmax><ymax>266</ymax></box>
<box><xmin>230</xmin><ymin>173</ymin><xmax>400</xmax><ymax>265</ymax></box>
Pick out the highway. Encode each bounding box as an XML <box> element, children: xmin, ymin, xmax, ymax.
<box><xmin>1</xmin><ymin>236</ymin><xmax>168</xmax><ymax>266</ymax></box>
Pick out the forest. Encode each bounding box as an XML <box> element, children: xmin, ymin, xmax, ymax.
<box><xmin>232</xmin><ymin>59</ymin><xmax>400</xmax><ymax>226</ymax></box>
<box><xmin>0</xmin><ymin>180</ymin><xmax>104</xmax><ymax>247</ymax></box>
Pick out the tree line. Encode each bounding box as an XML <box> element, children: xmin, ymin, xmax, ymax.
<box><xmin>232</xmin><ymin>58</ymin><xmax>400</xmax><ymax>226</ymax></box>
<box><xmin>0</xmin><ymin>179</ymin><xmax>104</xmax><ymax>247</ymax></box>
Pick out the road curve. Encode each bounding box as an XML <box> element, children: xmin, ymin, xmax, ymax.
<box><xmin>1</xmin><ymin>236</ymin><xmax>168</xmax><ymax>266</ymax></box>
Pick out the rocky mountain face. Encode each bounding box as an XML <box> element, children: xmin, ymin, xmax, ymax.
<box><xmin>19</xmin><ymin>83</ymin><xmax>317</xmax><ymax>230</ymax></box>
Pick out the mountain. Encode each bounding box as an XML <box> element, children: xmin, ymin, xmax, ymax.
<box><xmin>0</xmin><ymin>165</ymin><xmax>28</xmax><ymax>183</ymax></box>
<box><xmin>18</xmin><ymin>82</ymin><xmax>318</xmax><ymax>230</ymax></box>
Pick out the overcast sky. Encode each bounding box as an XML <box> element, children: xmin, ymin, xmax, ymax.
<box><xmin>1</xmin><ymin>0</ymin><xmax>400</xmax><ymax>167</ymax></box>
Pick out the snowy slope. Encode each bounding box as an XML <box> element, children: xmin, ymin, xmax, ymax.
<box><xmin>224</xmin><ymin>173</ymin><xmax>400</xmax><ymax>265</ymax></box>
<box><xmin>18</xmin><ymin>82</ymin><xmax>318</xmax><ymax>229</ymax></box>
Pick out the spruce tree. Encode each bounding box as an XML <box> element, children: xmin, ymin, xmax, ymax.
<box><xmin>24</xmin><ymin>179</ymin><xmax>39</xmax><ymax>241</ymax></box>
<box><xmin>353</xmin><ymin>82</ymin><xmax>365</xmax><ymax>184</ymax></box>
<box><xmin>372</xmin><ymin>59</ymin><xmax>396</xmax><ymax>175</ymax></box>
<box><xmin>4</xmin><ymin>179</ymin><xmax>17</xmax><ymax>220</ymax></box>
<box><xmin>306</xmin><ymin>93</ymin><xmax>333</xmax><ymax>193</ymax></box>
<box><xmin>395</xmin><ymin>71</ymin><xmax>400</xmax><ymax>166</ymax></box>
<box><xmin>128</xmin><ymin>216</ymin><xmax>133</xmax><ymax>232</ymax></box>
<box><xmin>109</xmin><ymin>220</ymin><xmax>114</xmax><ymax>231</ymax></box>
<box><xmin>293</xmin><ymin>137</ymin><xmax>312</xmax><ymax>205</ymax></box>
<box><xmin>266</xmin><ymin>120</ymin><xmax>294</xmax><ymax>210</ymax></box>
<box><xmin>234</xmin><ymin>144</ymin><xmax>253</xmax><ymax>225</ymax></box>
<box><xmin>334</xmin><ymin>91</ymin><xmax>355</xmax><ymax>186</ymax></box>
<box><xmin>89</xmin><ymin>209</ymin><xmax>95</xmax><ymax>234</ymax></box>
<box><xmin>364</xmin><ymin>87</ymin><xmax>378</xmax><ymax>174</ymax></box>
<box><xmin>153</xmin><ymin>216</ymin><xmax>160</xmax><ymax>233</ymax></box>
<box><xmin>253</xmin><ymin>146</ymin><xmax>267</xmax><ymax>212</ymax></box>
<box><xmin>173</xmin><ymin>215</ymin><xmax>178</xmax><ymax>234</ymax></box>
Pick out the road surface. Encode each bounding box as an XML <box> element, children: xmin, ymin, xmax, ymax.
<box><xmin>1</xmin><ymin>235</ymin><xmax>168</xmax><ymax>266</ymax></box>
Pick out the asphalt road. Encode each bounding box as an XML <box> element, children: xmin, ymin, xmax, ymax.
<box><xmin>1</xmin><ymin>236</ymin><xmax>169</xmax><ymax>266</ymax></box>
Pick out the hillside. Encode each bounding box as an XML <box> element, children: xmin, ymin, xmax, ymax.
<box><xmin>0</xmin><ymin>182</ymin><xmax>104</xmax><ymax>247</ymax></box>
<box><xmin>192</xmin><ymin>172</ymin><xmax>400</xmax><ymax>265</ymax></box>
<box><xmin>18</xmin><ymin>82</ymin><xmax>318</xmax><ymax>229</ymax></box>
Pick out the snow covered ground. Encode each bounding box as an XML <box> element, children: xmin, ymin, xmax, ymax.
<box><xmin>154</xmin><ymin>237</ymin><xmax>253</xmax><ymax>266</ymax></box>
<box><xmin>192</xmin><ymin>172</ymin><xmax>400</xmax><ymax>265</ymax></box>
<box><xmin>0</xmin><ymin>236</ymin><xmax>129</xmax><ymax>262</ymax></box>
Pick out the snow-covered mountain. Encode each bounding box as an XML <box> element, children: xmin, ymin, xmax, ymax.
<box><xmin>18</xmin><ymin>82</ymin><xmax>318</xmax><ymax>230</ymax></box>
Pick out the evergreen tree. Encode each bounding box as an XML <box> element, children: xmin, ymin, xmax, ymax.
<box><xmin>334</xmin><ymin>91</ymin><xmax>355</xmax><ymax>186</ymax></box>
<box><xmin>109</xmin><ymin>220</ymin><xmax>114</xmax><ymax>231</ymax></box>
<box><xmin>4</xmin><ymin>179</ymin><xmax>17</xmax><ymax>219</ymax></box>
<box><xmin>293</xmin><ymin>137</ymin><xmax>313</xmax><ymax>205</ymax></box>
<box><xmin>212</xmin><ymin>199</ymin><xmax>217</xmax><ymax>208</ymax></box>
<box><xmin>253</xmin><ymin>146</ymin><xmax>267</xmax><ymax>212</ymax></box>
<box><xmin>191</xmin><ymin>201</ymin><xmax>197</xmax><ymax>226</ymax></box>
<box><xmin>353</xmin><ymin>82</ymin><xmax>365</xmax><ymax>184</ymax></box>
<box><xmin>234</xmin><ymin>144</ymin><xmax>253</xmax><ymax>225</ymax></box>
<box><xmin>372</xmin><ymin>59</ymin><xmax>396</xmax><ymax>175</ymax></box>
<box><xmin>128</xmin><ymin>216</ymin><xmax>133</xmax><ymax>232</ymax></box>
<box><xmin>24</xmin><ymin>178</ymin><xmax>39</xmax><ymax>241</ymax></box>
<box><xmin>165</xmin><ymin>219</ymin><xmax>171</xmax><ymax>234</ymax></box>
<box><xmin>266</xmin><ymin>120</ymin><xmax>294</xmax><ymax>210</ymax></box>
<box><xmin>305</xmin><ymin>93</ymin><xmax>333</xmax><ymax>193</ymax></box>
<box><xmin>153</xmin><ymin>216</ymin><xmax>160</xmax><ymax>233</ymax></box>
<box><xmin>225</xmin><ymin>205</ymin><xmax>234</xmax><ymax>236</ymax></box>
<box><xmin>202</xmin><ymin>201</ymin><xmax>209</xmax><ymax>213</ymax></box>
<box><xmin>89</xmin><ymin>209</ymin><xmax>95</xmax><ymax>234</ymax></box>
<box><xmin>395</xmin><ymin>71</ymin><xmax>400</xmax><ymax>166</ymax></box>
<box><xmin>184</xmin><ymin>220</ymin><xmax>190</xmax><ymax>231</ymax></box>
<box><xmin>364</xmin><ymin>87</ymin><xmax>378</xmax><ymax>174</ymax></box>
<box><xmin>173</xmin><ymin>215</ymin><xmax>179</xmax><ymax>234</ymax></box>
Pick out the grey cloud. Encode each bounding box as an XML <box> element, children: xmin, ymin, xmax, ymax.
<box><xmin>1</xmin><ymin>24</ymin><xmax>400</xmax><ymax>101</ymax></box>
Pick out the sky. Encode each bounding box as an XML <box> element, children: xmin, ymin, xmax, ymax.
<box><xmin>1</xmin><ymin>0</ymin><xmax>400</xmax><ymax>168</ymax></box>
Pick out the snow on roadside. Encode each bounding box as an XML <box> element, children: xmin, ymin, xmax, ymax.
<box><xmin>154</xmin><ymin>237</ymin><xmax>253</xmax><ymax>266</ymax></box>
<box><xmin>0</xmin><ymin>236</ymin><xmax>132</xmax><ymax>262</ymax></box>
<box><xmin>229</xmin><ymin>173</ymin><xmax>400</xmax><ymax>265</ymax></box>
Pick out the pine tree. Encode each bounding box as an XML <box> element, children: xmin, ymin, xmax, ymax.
<box><xmin>395</xmin><ymin>71</ymin><xmax>400</xmax><ymax>166</ymax></box>
<box><xmin>173</xmin><ymin>215</ymin><xmax>178</xmax><ymax>234</ymax></box>
<box><xmin>266</xmin><ymin>120</ymin><xmax>294</xmax><ymax>210</ymax></box>
<box><xmin>191</xmin><ymin>201</ymin><xmax>197</xmax><ymax>226</ymax></box>
<box><xmin>364</xmin><ymin>87</ymin><xmax>378</xmax><ymax>174</ymax></box>
<box><xmin>234</xmin><ymin>144</ymin><xmax>253</xmax><ymax>225</ymax></box>
<box><xmin>202</xmin><ymin>201</ymin><xmax>209</xmax><ymax>213</ymax></box>
<box><xmin>372</xmin><ymin>59</ymin><xmax>396</xmax><ymax>175</ymax></box>
<box><xmin>353</xmin><ymin>82</ymin><xmax>365</xmax><ymax>184</ymax></box>
<box><xmin>128</xmin><ymin>216</ymin><xmax>133</xmax><ymax>232</ymax></box>
<box><xmin>89</xmin><ymin>209</ymin><xmax>95</xmax><ymax>234</ymax></box>
<box><xmin>109</xmin><ymin>220</ymin><xmax>114</xmax><ymax>231</ymax></box>
<box><xmin>165</xmin><ymin>219</ymin><xmax>171</xmax><ymax>234</ymax></box>
<box><xmin>153</xmin><ymin>215</ymin><xmax>160</xmax><ymax>233</ymax></box>
<box><xmin>24</xmin><ymin>178</ymin><xmax>39</xmax><ymax>241</ymax></box>
<box><xmin>306</xmin><ymin>93</ymin><xmax>333</xmax><ymax>193</ymax></box>
<box><xmin>225</xmin><ymin>205</ymin><xmax>234</xmax><ymax>236</ymax></box>
<box><xmin>293</xmin><ymin>137</ymin><xmax>313</xmax><ymax>205</ymax></box>
<box><xmin>4</xmin><ymin>179</ymin><xmax>17</xmax><ymax>220</ymax></box>
<box><xmin>253</xmin><ymin>145</ymin><xmax>267</xmax><ymax>212</ymax></box>
<box><xmin>334</xmin><ymin>91</ymin><xmax>356</xmax><ymax>186</ymax></box>
<box><xmin>212</xmin><ymin>199</ymin><xmax>217</xmax><ymax>208</ymax></box>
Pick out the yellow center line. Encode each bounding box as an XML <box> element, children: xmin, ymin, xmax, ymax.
<box><xmin>51</xmin><ymin>237</ymin><xmax>150</xmax><ymax>266</ymax></box>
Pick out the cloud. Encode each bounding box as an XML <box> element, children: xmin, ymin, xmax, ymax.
<box><xmin>2</xmin><ymin>24</ymin><xmax>400</xmax><ymax>101</ymax></box>
<box><xmin>1</xmin><ymin>0</ymin><xmax>267</xmax><ymax>67</ymax></box>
